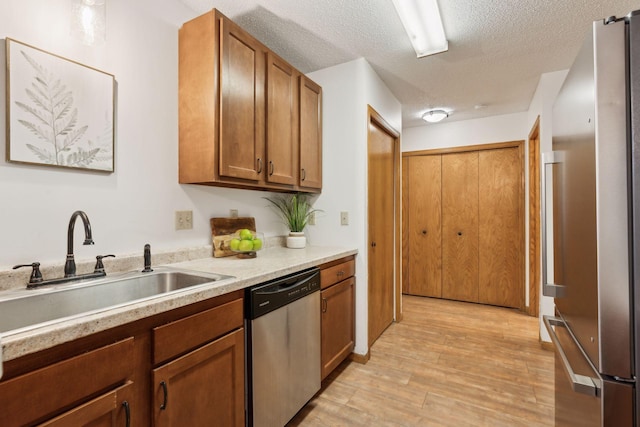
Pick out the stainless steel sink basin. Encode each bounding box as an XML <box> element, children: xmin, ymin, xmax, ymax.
<box><xmin>0</xmin><ymin>267</ymin><xmax>234</xmax><ymax>335</ymax></box>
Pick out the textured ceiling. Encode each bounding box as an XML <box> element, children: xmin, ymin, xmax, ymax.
<box><xmin>175</xmin><ymin>0</ymin><xmax>640</xmax><ymax>128</ymax></box>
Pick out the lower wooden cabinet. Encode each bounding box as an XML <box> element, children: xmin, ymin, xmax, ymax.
<box><xmin>319</xmin><ymin>256</ymin><xmax>355</xmax><ymax>380</ymax></box>
<box><xmin>152</xmin><ymin>328</ymin><xmax>245</xmax><ymax>427</ymax></box>
<box><xmin>39</xmin><ymin>381</ymin><xmax>134</xmax><ymax>427</ymax></box>
<box><xmin>321</xmin><ymin>276</ymin><xmax>355</xmax><ymax>379</ymax></box>
<box><xmin>0</xmin><ymin>337</ymin><xmax>134</xmax><ymax>426</ymax></box>
<box><xmin>0</xmin><ymin>290</ymin><xmax>244</xmax><ymax>427</ymax></box>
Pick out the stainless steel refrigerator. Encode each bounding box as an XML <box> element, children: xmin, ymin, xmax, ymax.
<box><xmin>542</xmin><ymin>11</ymin><xmax>640</xmax><ymax>427</ymax></box>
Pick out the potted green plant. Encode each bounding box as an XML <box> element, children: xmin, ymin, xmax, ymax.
<box><xmin>264</xmin><ymin>193</ymin><xmax>321</xmax><ymax>249</ymax></box>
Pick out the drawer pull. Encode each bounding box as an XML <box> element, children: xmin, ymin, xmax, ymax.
<box><xmin>122</xmin><ymin>401</ymin><xmax>131</xmax><ymax>427</ymax></box>
<box><xmin>337</xmin><ymin>270</ymin><xmax>344</xmax><ymax>277</ymax></box>
<box><xmin>160</xmin><ymin>381</ymin><xmax>168</xmax><ymax>410</ymax></box>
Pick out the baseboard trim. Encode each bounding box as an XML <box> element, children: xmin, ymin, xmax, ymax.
<box><xmin>350</xmin><ymin>351</ymin><xmax>370</xmax><ymax>364</ymax></box>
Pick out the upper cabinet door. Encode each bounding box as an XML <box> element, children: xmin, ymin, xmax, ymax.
<box><xmin>299</xmin><ymin>75</ymin><xmax>322</xmax><ymax>190</ymax></box>
<box><xmin>219</xmin><ymin>17</ymin><xmax>265</xmax><ymax>181</ymax></box>
<box><xmin>266</xmin><ymin>53</ymin><xmax>298</xmax><ymax>186</ymax></box>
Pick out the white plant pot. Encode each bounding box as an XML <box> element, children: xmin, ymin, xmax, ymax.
<box><xmin>286</xmin><ymin>232</ymin><xmax>306</xmax><ymax>249</ymax></box>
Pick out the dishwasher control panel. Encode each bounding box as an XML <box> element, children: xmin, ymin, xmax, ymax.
<box><xmin>246</xmin><ymin>267</ymin><xmax>320</xmax><ymax>319</ymax></box>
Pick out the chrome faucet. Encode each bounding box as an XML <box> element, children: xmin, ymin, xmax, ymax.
<box><xmin>64</xmin><ymin>210</ymin><xmax>95</xmax><ymax>277</ymax></box>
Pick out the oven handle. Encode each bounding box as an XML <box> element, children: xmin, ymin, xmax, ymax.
<box><xmin>543</xmin><ymin>315</ymin><xmax>600</xmax><ymax>396</ymax></box>
<box><xmin>541</xmin><ymin>151</ymin><xmax>566</xmax><ymax>298</ymax></box>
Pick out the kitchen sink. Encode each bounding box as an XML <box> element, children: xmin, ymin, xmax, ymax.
<box><xmin>0</xmin><ymin>267</ymin><xmax>234</xmax><ymax>335</ymax></box>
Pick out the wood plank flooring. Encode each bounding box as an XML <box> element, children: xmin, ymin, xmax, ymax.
<box><xmin>289</xmin><ymin>295</ymin><xmax>554</xmax><ymax>426</ymax></box>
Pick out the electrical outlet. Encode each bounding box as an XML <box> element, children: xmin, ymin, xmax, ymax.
<box><xmin>309</xmin><ymin>211</ymin><xmax>316</xmax><ymax>225</ymax></box>
<box><xmin>230</xmin><ymin>209</ymin><xmax>239</xmax><ymax>218</ymax></box>
<box><xmin>175</xmin><ymin>210</ymin><xmax>193</xmax><ymax>230</ymax></box>
<box><xmin>340</xmin><ymin>211</ymin><xmax>349</xmax><ymax>226</ymax></box>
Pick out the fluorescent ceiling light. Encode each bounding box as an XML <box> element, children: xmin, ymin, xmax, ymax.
<box><xmin>422</xmin><ymin>109</ymin><xmax>449</xmax><ymax>123</ymax></box>
<box><xmin>391</xmin><ymin>0</ymin><xmax>448</xmax><ymax>58</ymax></box>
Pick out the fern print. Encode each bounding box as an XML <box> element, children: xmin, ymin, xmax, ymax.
<box><xmin>7</xmin><ymin>39</ymin><xmax>114</xmax><ymax>172</ymax></box>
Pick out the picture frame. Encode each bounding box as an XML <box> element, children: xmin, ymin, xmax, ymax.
<box><xmin>5</xmin><ymin>38</ymin><xmax>115</xmax><ymax>172</ymax></box>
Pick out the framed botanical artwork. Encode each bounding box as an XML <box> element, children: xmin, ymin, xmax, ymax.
<box><xmin>5</xmin><ymin>38</ymin><xmax>115</xmax><ymax>172</ymax></box>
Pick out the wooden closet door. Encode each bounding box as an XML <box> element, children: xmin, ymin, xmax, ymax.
<box><xmin>442</xmin><ymin>152</ymin><xmax>479</xmax><ymax>303</ymax></box>
<box><xmin>407</xmin><ymin>155</ymin><xmax>442</xmax><ymax>297</ymax></box>
<box><xmin>479</xmin><ymin>147</ymin><xmax>523</xmax><ymax>308</ymax></box>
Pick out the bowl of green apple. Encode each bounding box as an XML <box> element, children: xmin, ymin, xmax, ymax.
<box><xmin>228</xmin><ymin>229</ymin><xmax>264</xmax><ymax>258</ymax></box>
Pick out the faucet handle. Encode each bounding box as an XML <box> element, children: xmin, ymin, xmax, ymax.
<box><xmin>94</xmin><ymin>255</ymin><xmax>116</xmax><ymax>273</ymax></box>
<box><xmin>13</xmin><ymin>262</ymin><xmax>43</xmax><ymax>285</ymax></box>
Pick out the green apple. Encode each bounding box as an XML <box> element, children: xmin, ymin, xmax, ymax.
<box><xmin>251</xmin><ymin>238</ymin><xmax>262</xmax><ymax>250</ymax></box>
<box><xmin>239</xmin><ymin>228</ymin><xmax>254</xmax><ymax>240</ymax></box>
<box><xmin>229</xmin><ymin>238</ymin><xmax>240</xmax><ymax>251</ymax></box>
<box><xmin>238</xmin><ymin>239</ymin><xmax>253</xmax><ymax>252</ymax></box>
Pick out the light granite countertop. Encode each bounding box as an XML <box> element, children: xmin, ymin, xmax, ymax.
<box><xmin>0</xmin><ymin>245</ymin><xmax>357</xmax><ymax>364</ymax></box>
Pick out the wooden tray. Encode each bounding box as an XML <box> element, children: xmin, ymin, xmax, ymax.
<box><xmin>210</xmin><ymin>217</ymin><xmax>256</xmax><ymax>258</ymax></box>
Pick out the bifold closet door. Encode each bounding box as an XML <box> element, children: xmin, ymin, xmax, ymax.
<box><xmin>442</xmin><ymin>152</ymin><xmax>479</xmax><ymax>303</ymax></box>
<box><xmin>406</xmin><ymin>155</ymin><xmax>442</xmax><ymax>297</ymax></box>
<box><xmin>478</xmin><ymin>147</ymin><xmax>522</xmax><ymax>308</ymax></box>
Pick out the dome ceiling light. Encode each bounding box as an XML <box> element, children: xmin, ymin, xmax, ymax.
<box><xmin>422</xmin><ymin>109</ymin><xmax>449</xmax><ymax>123</ymax></box>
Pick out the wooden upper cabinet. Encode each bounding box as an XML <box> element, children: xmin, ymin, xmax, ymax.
<box><xmin>266</xmin><ymin>52</ymin><xmax>298</xmax><ymax>186</ymax></box>
<box><xmin>219</xmin><ymin>17</ymin><xmax>265</xmax><ymax>182</ymax></box>
<box><xmin>299</xmin><ymin>75</ymin><xmax>322</xmax><ymax>190</ymax></box>
<box><xmin>178</xmin><ymin>9</ymin><xmax>322</xmax><ymax>193</ymax></box>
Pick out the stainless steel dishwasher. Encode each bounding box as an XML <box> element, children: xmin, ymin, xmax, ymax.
<box><xmin>245</xmin><ymin>267</ymin><xmax>321</xmax><ymax>427</ymax></box>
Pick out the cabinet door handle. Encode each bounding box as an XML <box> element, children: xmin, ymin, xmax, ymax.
<box><xmin>322</xmin><ymin>297</ymin><xmax>327</xmax><ymax>313</ymax></box>
<box><xmin>421</xmin><ymin>230</ymin><xmax>427</xmax><ymax>235</ymax></box>
<box><xmin>371</xmin><ymin>242</ymin><xmax>377</xmax><ymax>247</ymax></box>
<box><xmin>301</xmin><ymin>168</ymin><xmax>306</xmax><ymax>181</ymax></box>
<box><xmin>160</xmin><ymin>381</ymin><xmax>168</xmax><ymax>410</ymax></box>
<box><xmin>457</xmin><ymin>231</ymin><xmax>462</xmax><ymax>236</ymax></box>
<box><xmin>122</xmin><ymin>401</ymin><xmax>131</xmax><ymax>427</ymax></box>
<box><xmin>269</xmin><ymin>161</ymin><xmax>274</xmax><ymax>175</ymax></box>
<box><xmin>257</xmin><ymin>158</ymin><xmax>263</xmax><ymax>174</ymax></box>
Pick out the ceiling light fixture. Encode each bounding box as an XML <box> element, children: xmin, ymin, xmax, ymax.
<box><xmin>422</xmin><ymin>109</ymin><xmax>449</xmax><ymax>123</ymax></box>
<box><xmin>391</xmin><ymin>0</ymin><xmax>448</xmax><ymax>58</ymax></box>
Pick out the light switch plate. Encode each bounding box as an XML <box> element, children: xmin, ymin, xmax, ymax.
<box><xmin>309</xmin><ymin>211</ymin><xmax>316</xmax><ymax>225</ymax></box>
<box><xmin>230</xmin><ymin>209</ymin><xmax>239</xmax><ymax>218</ymax></box>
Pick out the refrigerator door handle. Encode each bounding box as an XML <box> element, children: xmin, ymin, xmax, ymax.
<box><xmin>541</xmin><ymin>151</ymin><xmax>566</xmax><ymax>298</ymax></box>
<box><xmin>543</xmin><ymin>315</ymin><xmax>600</xmax><ymax>396</ymax></box>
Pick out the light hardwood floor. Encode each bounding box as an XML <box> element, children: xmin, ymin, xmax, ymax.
<box><xmin>289</xmin><ymin>295</ymin><xmax>554</xmax><ymax>426</ymax></box>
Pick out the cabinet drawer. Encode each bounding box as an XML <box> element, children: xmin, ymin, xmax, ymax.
<box><xmin>153</xmin><ymin>297</ymin><xmax>243</xmax><ymax>365</ymax></box>
<box><xmin>0</xmin><ymin>337</ymin><xmax>134</xmax><ymax>426</ymax></box>
<box><xmin>320</xmin><ymin>258</ymin><xmax>355</xmax><ymax>289</ymax></box>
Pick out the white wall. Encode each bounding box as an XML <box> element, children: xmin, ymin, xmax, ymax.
<box><xmin>526</xmin><ymin>69</ymin><xmax>568</xmax><ymax>341</ymax></box>
<box><xmin>0</xmin><ymin>0</ymin><xmax>296</xmax><ymax>271</ymax></box>
<box><xmin>402</xmin><ymin>112</ymin><xmax>528</xmax><ymax>152</ymax></box>
<box><xmin>307</xmin><ymin>58</ymin><xmax>401</xmax><ymax>356</ymax></box>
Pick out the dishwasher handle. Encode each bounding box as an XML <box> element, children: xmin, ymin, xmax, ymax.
<box><xmin>254</xmin><ymin>272</ymin><xmax>317</xmax><ymax>296</ymax></box>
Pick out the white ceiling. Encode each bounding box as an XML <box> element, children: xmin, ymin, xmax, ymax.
<box><xmin>176</xmin><ymin>0</ymin><xmax>640</xmax><ymax>128</ymax></box>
